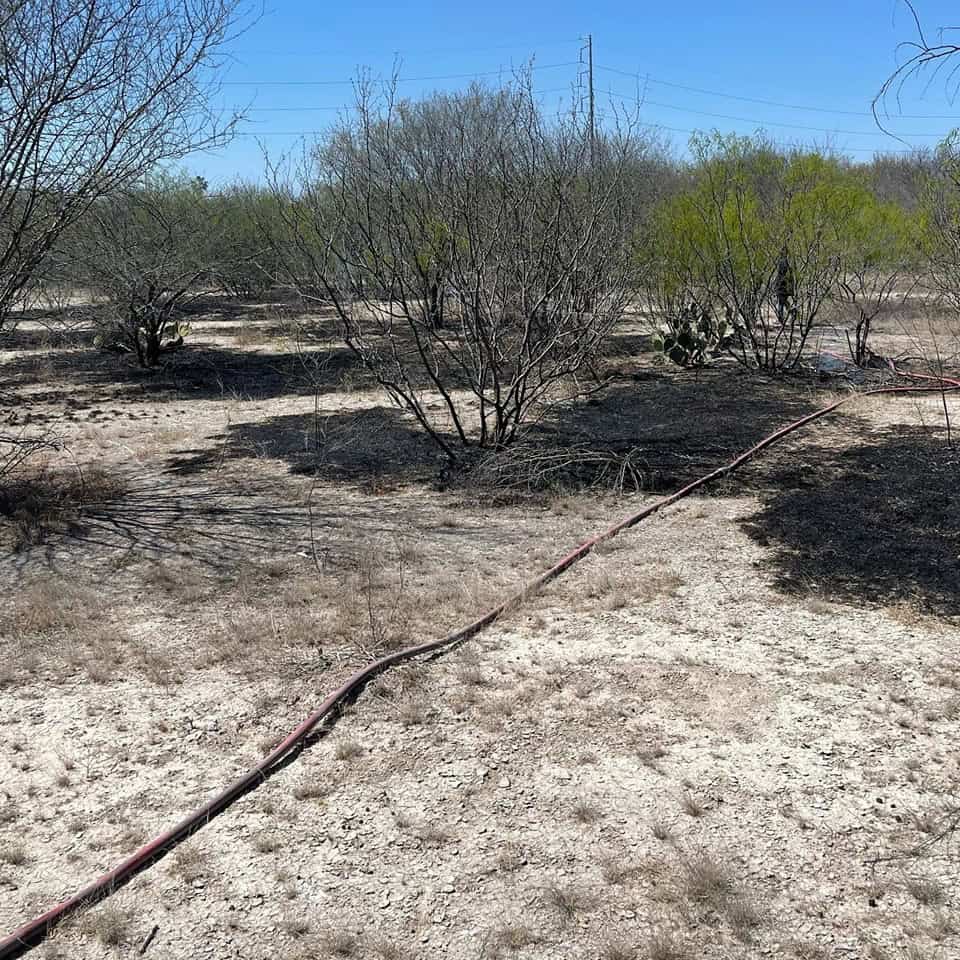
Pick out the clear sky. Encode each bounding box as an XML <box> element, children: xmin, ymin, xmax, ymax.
<box><xmin>190</xmin><ymin>1</ymin><xmax>960</xmax><ymax>184</ymax></box>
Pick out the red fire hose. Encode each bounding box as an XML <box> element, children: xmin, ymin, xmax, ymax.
<box><xmin>2</xmin><ymin>370</ymin><xmax>958</xmax><ymax>959</ymax></box>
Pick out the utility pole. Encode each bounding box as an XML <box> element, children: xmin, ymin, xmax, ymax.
<box><xmin>587</xmin><ymin>33</ymin><xmax>595</xmax><ymax>164</ymax></box>
<box><xmin>579</xmin><ymin>33</ymin><xmax>596</xmax><ymax>164</ymax></box>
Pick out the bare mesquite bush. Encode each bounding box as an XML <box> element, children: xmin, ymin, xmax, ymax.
<box><xmin>920</xmin><ymin>136</ymin><xmax>960</xmax><ymax>357</ymax></box>
<box><xmin>55</xmin><ymin>174</ymin><xmax>218</xmax><ymax>366</ymax></box>
<box><xmin>274</xmin><ymin>77</ymin><xmax>648</xmax><ymax>458</ymax></box>
<box><xmin>0</xmin><ymin>0</ymin><xmax>244</xmax><ymax>334</ymax></box>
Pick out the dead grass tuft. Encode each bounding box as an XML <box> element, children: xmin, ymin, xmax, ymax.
<box><xmin>652</xmin><ymin>821</ymin><xmax>675</xmax><ymax>842</ymax></box>
<box><xmin>80</xmin><ymin>903</ymin><xmax>133</xmax><ymax>947</ymax></box>
<box><xmin>333</xmin><ymin>739</ymin><xmax>363</xmax><ymax>761</ymax></box>
<box><xmin>318</xmin><ymin>929</ymin><xmax>360</xmax><ymax>957</ymax></box>
<box><xmin>544</xmin><ymin>883</ymin><xmax>592</xmax><ymax>922</ymax></box>
<box><xmin>645</xmin><ymin>930</ymin><xmax>690</xmax><ymax>960</ymax></box>
<box><xmin>170</xmin><ymin>845</ymin><xmax>207</xmax><ymax>884</ymax></box>
<box><xmin>0</xmin><ymin>844</ymin><xmax>27</xmax><ymax>866</ymax></box>
<box><xmin>601</xmin><ymin>938</ymin><xmax>637</xmax><ymax>960</ymax></box>
<box><xmin>497</xmin><ymin>844</ymin><xmax>526</xmax><ymax>872</ymax></box>
<box><xmin>680</xmin><ymin>849</ymin><xmax>762</xmax><ymax>940</ymax></box>
<box><xmin>601</xmin><ymin>856</ymin><xmax>641</xmax><ymax>885</ymax></box>
<box><xmin>484</xmin><ymin>922</ymin><xmax>539</xmax><ymax>956</ymax></box>
<box><xmin>905</xmin><ymin>876</ymin><xmax>946</xmax><ymax>907</ymax></box>
<box><xmin>252</xmin><ymin>831</ymin><xmax>283</xmax><ymax>854</ymax></box>
<box><xmin>1</xmin><ymin>465</ymin><xmax>127</xmax><ymax>549</ymax></box>
<box><xmin>572</xmin><ymin>799</ymin><xmax>602</xmax><ymax>824</ymax></box>
<box><xmin>293</xmin><ymin>778</ymin><xmax>332</xmax><ymax>802</ymax></box>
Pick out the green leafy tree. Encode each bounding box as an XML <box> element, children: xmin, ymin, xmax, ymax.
<box><xmin>644</xmin><ymin>134</ymin><xmax>854</xmax><ymax>371</ymax></box>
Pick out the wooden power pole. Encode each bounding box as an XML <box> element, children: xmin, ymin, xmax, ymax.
<box><xmin>587</xmin><ymin>33</ymin><xmax>595</xmax><ymax>163</ymax></box>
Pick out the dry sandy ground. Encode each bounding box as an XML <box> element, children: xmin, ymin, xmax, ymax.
<box><xmin>1</xmin><ymin>301</ymin><xmax>958</xmax><ymax>960</ymax></box>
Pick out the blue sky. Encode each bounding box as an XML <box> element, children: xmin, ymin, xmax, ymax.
<box><xmin>191</xmin><ymin>1</ymin><xmax>960</xmax><ymax>184</ymax></box>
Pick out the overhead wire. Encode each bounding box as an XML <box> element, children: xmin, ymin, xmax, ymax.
<box><xmin>221</xmin><ymin>60</ymin><xmax>579</xmax><ymax>86</ymax></box>
<box><xmin>595</xmin><ymin>63</ymin><xmax>960</xmax><ymax>120</ymax></box>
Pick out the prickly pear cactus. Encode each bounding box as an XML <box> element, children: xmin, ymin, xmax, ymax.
<box><xmin>652</xmin><ymin>302</ymin><xmax>733</xmax><ymax>367</ymax></box>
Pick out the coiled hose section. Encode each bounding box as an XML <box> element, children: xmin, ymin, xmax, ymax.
<box><xmin>2</xmin><ymin>369</ymin><xmax>958</xmax><ymax>959</ymax></box>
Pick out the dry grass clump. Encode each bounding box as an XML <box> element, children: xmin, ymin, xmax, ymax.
<box><xmin>80</xmin><ymin>903</ymin><xmax>133</xmax><ymax>947</ymax></box>
<box><xmin>496</xmin><ymin>843</ymin><xmax>527</xmax><ymax>872</ymax></box>
<box><xmin>0</xmin><ymin>843</ymin><xmax>27</xmax><ymax>865</ymax></box>
<box><xmin>680</xmin><ymin>849</ymin><xmax>762</xmax><ymax>941</ymax></box>
<box><xmin>0</xmin><ymin>800</ymin><xmax>18</xmax><ymax>825</ymax></box>
<box><xmin>280</xmin><ymin>914</ymin><xmax>312</xmax><ymax>938</ymax></box>
<box><xmin>638</xmin><ymin>743</ymin><xmax>669</xmax><ymax>773</ymax></box>
<box><xmin>252</xmin><ymin>831</ymin><xmax>283</xmax><ymax>854</ymax></box>
<box><xmin>333</xmin><ymin>739</ymin><xmax>363</xmax><ymax>761</ymax></box>
<box><xmin>544</xmin><ymin>882</ymin><xmax>593</xmax><ymax>922</ymax></box>
<box><xmin>483</xmin><ymin>922</ymin><xmax>539</xmax><ymax>957</ymax></box>
<box><xmin>601</xmin><ymin>938</ymin><xmax>637</xmax><ymax>960</ymax></box>
<box><xmin>170</xmin><ymin>844</ymin><xmax>208</xmax><ymax>884</ymax></box>
<box><xmin>652</xmin><ymin>821</ymin><xmax>675</xmax><ymax>842</ymax></box>
<box><xmin>396</xmin><ymin>695</ymin><xmax>431</xmax><ymax>727</ymax></box>
<box><xmin>905</xmin><ymin>876</ymin><xmax>947</xmax><ymax>907</ymax></box>
<box><xmin>318</xmin><ymin>929</ymin><xmax>361</xmax><ymax>957</ymax></box>
<box><xmin>368</xmin><ymin>938</ymin><xmax>408</xmax><ymax>960</ymax></box>
<box><xmin>5</xmin><ymin>578</ymin><xmax>99</xmax><ymax>635</ymax></box>
<box><xmin>601</xmin><ymin>856</ymin><xmax>641</xmax><ymax>885</ymax></box>
<box><xmin>293</xmin><ymin>777</ymin><xmax>333</xmax><ymax>802</ymax></box>
<box><xmin>645</xmin><ymin>929</ymin><xmax>690</xmax><ymax>960</ymax></box>
<box><xmin>1</xmin><ymin>464</ymin><xmax>127</xmax><ymax>549</ymax></box>
<box><xmin>572</xmin><ymin>798</ymin><xmax>602</xmax><ymax>823</ymax></box>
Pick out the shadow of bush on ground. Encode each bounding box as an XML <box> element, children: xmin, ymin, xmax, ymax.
<box><xmin>741</xmin><ymin>426</ymin><xmax>960</xmax><ymax>618</ymax></box>
<box><xmin>1</xmin><ymin>341</ymin><xmax>367</xmax><ymax>405</ymax></box>
<box><xmin>478</xmin><ymin>366</ymin><xmax>828</xmax><ymax>493</ymax></box>
<box><xmin>165</xmin><ymin>405</ymin><xmax>447</xmax><ymax>484</ymax></box>
<box><xmin>165</xmin><ymin>365</ymin><xmax>837</xmax><ymax>495</ymax></box>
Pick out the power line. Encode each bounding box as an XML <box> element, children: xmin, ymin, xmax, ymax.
<box><xmin>234</xmin><ymin>38</ymin><xmax>580</xmax><ymax>58</ymax></box>
<box><xmin>605</xmin><ymin>90</ymin><xmax>946</xmax><ymax>139</ymax></box>
<box><xmin>241</xmin><ymin>87</ymin><xmax>578</xmax><ymax>115</ymax></box>
<box><xmin>222</xmin><ymin>61</ymin><xmax>578</xmax><ymax>86</ymax></box>
<box><xmin>595</xmin><ymin>113</ymin><xmax>918</xmax><ymax>155</ymax></box>
<box><xmin>596</xmin><ymin>63</ymin><xmax>960</xmax><ymax>121</ymax></box>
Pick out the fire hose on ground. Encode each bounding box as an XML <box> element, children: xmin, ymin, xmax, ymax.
<box><xmin>1</xmin><ymin>366</ymin><xmax>958</xmax><ymax>959</ymax></box>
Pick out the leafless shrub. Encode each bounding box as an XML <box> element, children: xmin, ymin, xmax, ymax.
<box><xmin>274</xmin><ymin>72</ymin><xmax>649</xmax><ymax>460</ymax></box>
<box><xmin>0</xmin><ymin>0</ymin><xmax>245</xmax><ymax>335</ymax></box>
